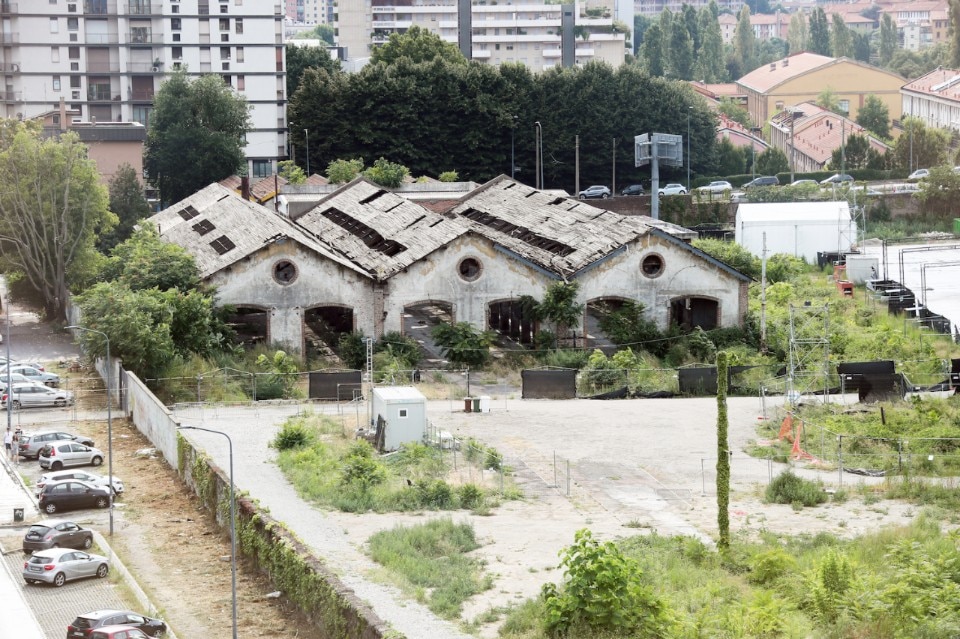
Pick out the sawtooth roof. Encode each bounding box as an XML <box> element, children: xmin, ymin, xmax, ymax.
<box><xmin>445</xmin><ymin>176</ymin><xmax>652</xmax><ymax>278</ymax></box>
<box><xmin>293</xmin><ymin>177</ymin><xmax>469</xmax><ymax>279</ymax></box>
<box><xmin>148</xmin><ymin>183</ymin><xmax>368</xmax><ymax>280</ymax></box>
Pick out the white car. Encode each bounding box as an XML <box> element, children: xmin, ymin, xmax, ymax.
<box><xmin>38</xmin><ymin>440</ymin><xmax>106</xmax><ymax>470</ymax></box>
<box><xmin>658</xmin><ymin>183</ymin><xmax>687</xmax><ymax>196</ymax></box>
<box><xmin>0</xmin><ymin>372</ymin><xmax>32</xmax><ymax>391</ymax></box>
<box><xmin>908</xmin><ymin>168</ymin><xmax>929</xmax><ymax>180</ymax></box>
<box><xmin>35</xmin><ymin>470</ymin><xmax>124</xmax><ymax>496</ymax></box>
<box><xmin>0</xmin><ymin>364</ymin><xmax>59</xmax><ymax>387</ymax></box>
<box><xmin>697</xmin><ymin>181</ymin><xmax>733</xmax><ymax>194</ymax></box>
<box><xmin>2</xmin><ymin>382</ymin><xmax>74</xmax><ymax>410</ymax></box>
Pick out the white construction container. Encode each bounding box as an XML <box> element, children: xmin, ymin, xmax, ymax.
<box><xmin>736</xmin><ymin>201</ymin><xmax>857</xmax><ymax>263</ymax></box>
<box><xmin>371</xmin><ymin>386</ymin><xmax>427</xmax><ymax>452</ymax></box>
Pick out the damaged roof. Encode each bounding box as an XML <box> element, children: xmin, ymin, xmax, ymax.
<box><xmin>147</xmin><ymin>183</ymin><xmax>368</xmax><ymax>280</ymax></box>
<box><xmin>293</xmin><ymin>177</ymin><xmax>469</xmax><ymax>279</ymax></box>
<box><xmin>445</xmin><ymin>176</ymin><xmax>652</xmax><ymax>278</ymax></box>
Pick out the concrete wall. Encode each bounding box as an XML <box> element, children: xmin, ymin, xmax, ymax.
<box><xmin>123</xmin><ymin>371</ymin><xmax>181</xmax><ymax>470</ymax></box>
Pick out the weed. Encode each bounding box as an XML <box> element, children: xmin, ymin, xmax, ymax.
<box><xmin>766</xmin><ymin>470</ymin><xmax>828</xmax><ymax>507</ymax></box>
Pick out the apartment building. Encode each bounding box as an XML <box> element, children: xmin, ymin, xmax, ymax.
<box><xmin>0</xmin><ymin>0</ymin><xmax>287</xmax><ymax>179</ymax></box>
<box><xmin>336</xmin><ymin>0</ymin><xmax>627</xmax><ymax>71</ymax></box>
<box><xmin>636</xmin><ymin>0</ymin><xmax>742</xmax><ymax>18</ymax></box>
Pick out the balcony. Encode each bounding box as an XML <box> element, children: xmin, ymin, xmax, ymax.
<box><xmin>0</xmin><ymin>3</ymin><xmax>17</xmax><ymax>14</ymax></box>
<box><xmin>128</xmin><ymin>31</ymin><xmax>163</xmax><ymax>44</ymax></box>
<box><xmin>128</xmin><ymin>61</ymin><xmax>165</xmax><ymax>72</ymax></box>
<box><xmin>127</xmin><ymin>2</ymin><xmax>155</xmax><ymax>15</ymax></box>
<box><xmin>472</xmin><ymin>49</ymin><xmax>492</xmax><ymax>59</ymax></box>
<box><xmin>86</xmin><ymin>33</ymin><xmax>120</xmax><ymax>44</ymax></box>
<box><xmin>87</xmin><ymin>86</ymin><xmax>114</xmax><ymax>101</ymax></box>
<box><xmin>0</xmin><ymin>32</ymin><xmax>19</xmax><ymax>43</ymax></box>
<box><xmin>87</xmin><ymin>61</ymin><xmax>121</xmax><ymax>73</ymax></box>
<box><xmin>130</xmin><ymin>89</ymin><xmax>155</xmax><ymax>101</ymax></box>
<box><xmin>0</xmin><ymin>90</ymin><xmax>22</xmax><ymax>101</ymax></box>
<box><xmin>84</xmin><ymin>1</ymin><xmax>115</xmax><ymax>15</ymax></box>
<box><xmin>0</xmin><ymin>62</ymin><xmax>21</xmax><ymax>72</ymax></box>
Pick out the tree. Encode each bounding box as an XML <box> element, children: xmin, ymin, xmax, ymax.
<box><xmin>363</xmin><ymin>157</ymin><xmax>410</xmax><ymax>188</ymax></box>
<box><xmin>278</xmin><ymin>159</ymin><xmax>307</xmax><ymax>184</ymax></box>
<box><xmin>98</xmin><ymin>163</ymin><xmax>150</xmax><ymax>252</ymax></box>
<box><xmin>856</xmin><ymin>95</ymin><xmax>890</xmax><ymax>139</ymax></box>
<box><xmin>537</xmin><ymin>281</ymin><xmax>585</xmax><ymax>347</ymax></box>
<box><xmin>734</xmin><ymin>6</ymin><xmax>756</xmax><ymax>73</ymax></box>
<box><xmin>817</xmin><ymin>87</ymin><xmax>842</xmax><ymax>114</ymax></box>
<box><xmin>830</xmin><ymin>134</ymin><xmax>883</xmax><ymax>170</ymax></box>
<box><xmin>716</xmin><ymin>138</ymin><xmax>749</xmax><ymax>177</ymax></box>
<box><xmin>880</xmin><ymin>14</ymin><xmax>898</xmax><ymax>66</ymax></box>
<box><xmin>431</xmin><ymin>322</ymin><xmax>495</xmax><ymax>367</ymax></box>
<box><xmin>370</xmin><ymin>26</ymin><xmax>466</xmax><ymax>65</ymax></box>
<box><xmin>326</xmin><ymin>158</ymin><xmax>364</xmax><ymax>184</ymax></box>
<box><xmin>632</xmin><ymin>14</ymin><xmax>653</xmax><ymax>55</ymax></box>
<box><xmin>788</xmin><ymin>12</ymin><xmax>808</xmax><ymax>54</ymax></box>
<box><xmin>809</xmin><ymin>7</ymin><xmax>831</xmax><ymax>56</ymax></box>
<box><xmin>286</xmin><ymin>43</ymin><xmax>341</xmax><ymax>102</ymax></box>
<box><xmin>0</xmin><ymin>123</ymin><xmax>111</xmax><ymax>319</ymax></box>
<box><xmin>668</xmin><ymin>19</ymin><xmax>694</xmax><ymax>79</ymax></box>
<box><xmin>716</xmin><ymin>350</ymin><xmax>730</xmax><ymax>550</ymax></box>
<box><xmin>695</xmin><ymin>5</ymin><xmax>726</xmax><ymax>82</ymax></box>
<box><xmin>852</xmin><ymin>31</ymin><xmax>872</xmax><ymax>63</ymax></box>
<box><xmin>893</xmin><ymin>117</ymin><xmax>949</xmax><ymax>170</ymax></box>
<box><xmin>640</xmin><ymin>23</ymin><xmax>665</xmax><ymax>76</ymax></box>
<box><xmin>718</xmin><ymin>97</ymin><xmax>751</xmax><ymax>128</ymax></box>
<box><xmin>830</xmin><ymin>13</ymin><xmax>853</xmax><ymax>58</ymax></box>
<box><xmin>756</xmin><ymin>147</ymin><xmax>789</xmax><ymax>174</ymax></box>
<box><xmin>144</xmin><ymin>71</ymin><xmax>251</xmax><ymax>205</ymax></box>
<box><xmin>100</xmin><ymin>228</ymin><xmax>200</xmax><ymax>292</ymax></box>
<box><xmin>312</xmin><ymin>24</ymin><xmax>335</xmax><ymax>45</ymax></box>
<box><xmin>682</xmin><ymin>4</ymin><xmax>700</xmax><ymax>53</ymax></box>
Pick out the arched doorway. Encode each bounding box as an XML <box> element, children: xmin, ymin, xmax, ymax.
<box><xmin>226</xmin><ymin>306</ymin><xmax>269</xmax><ymax>346</ymax></box>
<box><xmin>488</xmin><ymin>298</ymin><xmax>538</xmax><ymax>346</ymax></box>
<box><xmin>303</xmin><ymin>305</ymin><xmax>355</xmax><ymax>358</ymax></box>
<box><xmin>670</xmin><ymin>296</ymin><xmax>719</xmax><ymax>331</ymax></box>
<box><xmin>584</xmin><ymin>298</ymin><xmax>632</xmax><ymax>352</ymax></box>
<box><xmin>402</xmin><ymin>300</ymin><xmax>454</xmax><ymax>363</ymax></box>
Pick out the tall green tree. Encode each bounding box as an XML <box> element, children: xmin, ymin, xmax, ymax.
<box><xmin>100</xmin><ymin>228</ymin><xmax>200</xmax><ymax>292</ymax></box>
<box><xmin>286</xmin><ymin>43</ymin><xmax>341</xmax><ymax>102</ymax></box>
<box><xmin>98</xmin><ymin>163</ymin><xmax>150</xmax><ymax>252</ymax></box>
<box><xmin>809</xmin><ymin>7</ymin><xmax>831</xmax><ymax>56</ymax></box>
<box><xmin>695</xmin><ymin>5</ymin><xmax>726</xmax><ymax>82</ymax></box>
<box><xmin>734</xmin><ymin>6</ymin><xmax>757</xmax><ymax>73</ymax></box>
<box><xmin>370</xmin><ymin>25</ymin><xmax>466</xmax><ymax>65</ymax></box>
<box><xmin>716</xmin><ymin>138</ymin><xmax>749</xmax><ymax>176</ymax></box>
<box><xmin>756</xmin><ymin>147</ymin><xmax>789</xmax><ymax>174</ymax></box>
<box><xmin>641</xmin><ymin>23</ymin><xmax>665</xmax><ymax>76</ymax></box>
<box><xmin>787</xmin><ymin>12</ymin><xmax>808</xmax><ymax>53</ymax></box>
<box><xmin>817</xmin><ymin>87</ymin><xmax>842</xmax><ymax>113</ymax></box>
<box><xmin>880</xmin><ymin>13</ymin><xmax>898</xmax><ymax>66</ymax></box>
<box><xmin>0</xmin><ymin>123</ymin><xmax>110</xmax><ymax>319</ymax></box>
<box><xmin>536</xmin><ymin>281</ymin><xmax>585</xmax><ymax>348</ymax></box>
<box><xmin>852</xmin><ymin>31</ymin><xmax>872</xmax><ymax>63</ymax></box>
<box><xmin>632</xmin><ymin>14</ymin><xmax>653</xmax><ymax>55</ymax></box>
<box><xmin>668</xmin><ymin>19</ymin><xmax>694</xmax><ymax>79</ymax></box>
<box><xmin>830</xmin><ymin>134</ymin><xmax>884</xmax><ymax>170</ymax></box>
<box><xmin>682</xmin><ymin>4</ymin><xmax>701</xmax><ymax>53</ymax></box>
<box><xmin>893</xmin><ymin>117</ymin><xmax>949</xmax><ymax>170</ymax></box>
<box><xmin>659</xmin><ymin>9</ymin><xmax>676</xmax><ymax>76</ymax></box>
<box><xmin>830</xmin><ymin>13</ymin><xmax>854</xmax><ymax>58</ymax></box>
<box><xmin>856</xmin><ymin>95</ymin><xmax>891</xmax><ymax>139</ymax></box>
<box><xmin>144</xmin><ymin>71</ymin><xmax>251</xmax><ymax>205</ymax></box>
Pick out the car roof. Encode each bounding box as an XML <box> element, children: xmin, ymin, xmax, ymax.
<box><xmin>31</xmin><ymin>547</ymin><xmax>85</xmax><ymax>558</ymax></box>
<box><xmin>44</xmin><ymin>478</ymin><xmax>97</xmax><ymax>488</ymax></box>
<box><xmin>77</xmin><ymin>609</ymin><xmax>129</xmax><ymax>620</ymax></box>
<box><xmin>32</xmin><ymin>518</ymin><xmax>70</xmax><ymax>528</ymax></box>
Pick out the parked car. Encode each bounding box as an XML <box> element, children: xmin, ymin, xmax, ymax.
<box><xmin>789</xmin><ymin>179</ymin><xmax>820</xmax><ymax>188</ymax></box>
<box><xmin>820</xmin><ymin>173</ymin><xmax>854</xmax><ymax>185</ymax></box>
<box><xmin>620</xmin><ymin>184</ymin><xmax>645</xmax><ymax>196</ymax></box>
<box><xmin>0</xmin><ymin>359</ymin><xmax>45</xmax><ymax>372</ymax></box>
<box><xmin>743</xmin><ymin>176</ymin><xmax>780</xmax><ymax>188</ymax></box>
<box><xmin>38</xmin><ymin>479</ymin><xmax>111</xmax><ymax>514</ymax></box>
<box><xmin>68</xmin><ymin>609</ymin><xmax>167</xmax><ymax>638</ymax></box>
<box><xmin>39</xmin><ymin>440</ymin><xmax>105</xmax><ymax>470</ymax></box>
<box><xmin>908</xmin><ymin>168</ymin><xmax>930</xmax><ymax>180</ymax></box>
<box><xmin>697</xmin><ymin>180</ymin><xmax>733</xmax><ymax>194</ymax></box>
<box><xmin>89</xmin><ymin>627</ymin><xmax>151</xmax><ymax>639</ymax></box>
<box><xmin>35</xmin><ymin>469</ymin><xmax>124</xmax><ymax>496</ymax></box>
<box><xmin>2</xmin><ymin>382</ymin><xmax>74</xmax><ymax>410</ymax></box>
<box><xmin>577</xmin><ymin>185</ymin><xmax>611</xmax><ymax>199</ymax></box>
<box><xmin>0</xmin><ymin>364</ymin><xmax>59</xmax><ymax>386</ymax></box>
<box><xmin>0</xmin><ymin>372</ymin><xmax>31</xmax><ymax>391</ymax></box>
<box><xmin>658</xmin><ymin>183</ymin><xmax>687</xmax><ymax>196</ymax></box>
<box><xmin>18</xmin><ymin>430</ymin><xmax>95</xmax><ymax>460</ymax></box>
<box><xmin>22</xmin><ymin>547</ymin><xmax>109</xmax><ymax>587</ymax></box>
<box><xmin>22</xmin><ymin>519</ymin><xmax>93</xmax><ymax>553</ymax></box>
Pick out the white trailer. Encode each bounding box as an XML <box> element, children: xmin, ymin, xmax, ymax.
<box><xmin>736</xmin><ymin>201</ymin><xmax>857</xmax><ymax>263</ymax></box>
<box><xmin>371</xmin><ymin>386</ymin><xmax>427</xmax><ymax>452</ymax></box>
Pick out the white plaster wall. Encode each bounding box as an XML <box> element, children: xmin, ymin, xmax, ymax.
<box><xmin>383</xmin><ymin>235</ymin><xmax>557</xmax><ymax>333</ymax></box>
<box><xmin>576</xmin><ymin>235</ymin><xmax>744</xmax><ymax>329</ymax></box>
<box><xmin>207</xmin><ymin>240</ymin><xmax>374</xmax><ymax>351</ymax></box>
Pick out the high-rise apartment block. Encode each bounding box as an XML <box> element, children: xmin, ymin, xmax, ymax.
<box><xmin>0</xmin><ymin>0</ymin><xmax>287</xmax><ymax>179</ymax></box>
<box><xmin>336</xmin><ymin>0</ymin><xmax>627</xmax><ymax>71</ymax></box>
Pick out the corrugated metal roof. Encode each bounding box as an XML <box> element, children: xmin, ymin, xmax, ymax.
<box><xmin>147</xmin><ymin>183</ymin><xmax>369</xmax><ymax>280</ymax></box>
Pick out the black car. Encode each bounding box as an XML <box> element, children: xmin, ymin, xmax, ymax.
<box><xmin>38</xmin><ymin>480</ymin><xmax>111</xmax><ymax>514</ymax></box>
<box><xmin>743</xmin><ymin>175</ymin><xmax>780</xmax><ymax>188</ymax></box>
<box><xmin>68</xmin><ymin>609</ymin><xmax>167</xmax><ymax>638</ymax></box>
<box><xmin>620</xmin><ymin>184</ymin><xmax>645</xmax><ymax>196</ymax></box>
<box><xmin>22</xmin><ymin>519</ymin><xmax>93</xmax><ymax>554</ymax></box>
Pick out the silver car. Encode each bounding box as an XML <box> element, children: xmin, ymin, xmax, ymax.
<box><xmin>2</xmin><ymin>382</ymin><xmax>74</xmax><ymax>410</ymax></box>
<box><xmin>0</xmin><ymin>364</ymin><xmax>59</xmax><ymax>387</ymax></box>
<box><xmin>19</xmin><ymin>430</ymin><xmax>95</xmax><ymax>460</ymax></box>
<box><xmin>36</xmin><ymin>470</ymin><xmax>124</xmax><ymax>496</ymax></box>
<box><xmin>22</xmin><ymin>547</ymin><xmax>110</xmax><ymax>587</ymax></box>
<box><xmin>39</xmin><ymin>440</ymin><xmax>105</xmax><ymax>470</ymax></box>
<box><xmin>0</xmin><ymin>372</ymin><xmax>31</xmax><ymax>391</ymax></box>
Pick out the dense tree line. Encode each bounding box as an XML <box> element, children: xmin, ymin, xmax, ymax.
<box><xmin>289</xmin><ymin>54</ymin><xmax>716</xmax><ymax>191</ymax></box>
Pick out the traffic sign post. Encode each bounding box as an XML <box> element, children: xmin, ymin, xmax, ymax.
<box><xmin>637</xmin><ymin>132</ymin><xmax>684</xmax><ymax>220</ymax></box>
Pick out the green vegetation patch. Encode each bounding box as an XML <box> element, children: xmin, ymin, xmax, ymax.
<box><xmin>367</xmin><ymin>519</ymin><xmax>492</xmax><ymax>619</ymax></box>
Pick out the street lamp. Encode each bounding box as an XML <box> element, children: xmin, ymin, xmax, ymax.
<box><xmin>178</xmin><ymin>425</ymin><xmax>238</xmax><ymax>639</ymax></box>
<box><xmin>510</xmin><ymin>115</ymin><xmax>518</xmax><ymax>179</ymax></box>
<box><xmin>686</xmin><ymin>106</ymin><xmax>692</xmax><ymax>191</ymax></box>
<box><xmin>65</xmin><ymin>325</ymin><xmax>113</xmax><ymax>536</ymax></box>
<box><xmin>303</xmin><ymin>128</ymin><xmax>310</xmax><ymax>176</ymax></box>
<box><xmin>534</xmin><ymin>121</ymin><xmax>543</xmax><ymax>189</ymax></box>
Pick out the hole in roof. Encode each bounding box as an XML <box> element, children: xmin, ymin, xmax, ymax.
<box><xmin>177</xmin><ymin>205</ymin><xmax>200</xmax><ymax>221</ymax></box>
<box><xmin>359</xmin><ymin>189</ymin><xmax>388</xmax><ymax>205</ymax></box>
<box><xmin>210</xmin><ymin>235</ymin><xmax>236</xmax><ymax>255</ymax></box>
<box><xmin>192</xmin><ymin>219</ymin><xmax>216</xmax><ymax>236</ymax></box>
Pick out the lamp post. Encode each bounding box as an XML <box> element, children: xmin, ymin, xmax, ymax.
<box><xmin>303</xmin><ymin>128</ymin><xmax>310</xmax><ymax>176</ymax></box>
<box><xmin>686</xmin><ymin>106</ymin><xmax>692</xmax><ymax>191</ymax></box>
<box><xmin>4</xmin><ymin>292</ymin><xmax>10</xmax><ymax>437</ymax></box>
<box><xmin>534</xmin><ymin>121</ymin><xmax>543</xmax><ymax>189</ymax></box>
<box><xmin>65</xmin><ymin>325</ymin><xmax>113</xmax><ymax>536</ymax></box>
<box><xmin>179</xmin><ymin>425</ymin><xmax>238</xmax><ymax>639</ymax></box>
<box><xmin>510</xmin><ymin>115</ymin><xmax>518</xmax><ymax>179</ymax></box>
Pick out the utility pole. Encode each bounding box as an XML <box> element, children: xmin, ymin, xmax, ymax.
<box><xmin>789</xmin><ymin>110</ymin><xmax>796</xmax><ymax>183</ymax></box>
<box><xmin>611</xmin><ymin>138</ymin><xmax>616</xmax><ymax>194</ymax></box>
<box><xmin>574</xmin><ymin>135</ymin><xmax>579</xmax><ymax>196</ymax></box>
<box><xmin>760</xmin><ymin>232</ymin><xmax>768</xmax><ymax>353</ymax></box>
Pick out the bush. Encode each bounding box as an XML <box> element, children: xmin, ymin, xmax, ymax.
<box><xmin>271</xmin><ymin>420</ymin><xmax>313</xmax><ymax>450</ymax></box>
<box><xmin>338</xmin><ymin>331</ymin><xmax>367</xmax><ymax>370</ymax></box>
<box><xmin>748</xmin><ymin>548</ymin><xmax>797</xmax><ymax>585</ymax></box>
<box><xmin>457</xmin><ymin>483</ymin><xmax>485</xmax><ymax>509</ymax></box>
<box><xmin>415</xmin><ymin>479</ymin><xmax>455</xmax><ymax>509</ymax></box>
<box><xmin>339</xmin><ymin>441</ymin><xmax>387</xmax><ymax>490</ymax></box>
<box><xmin>765</xmin><ymin>470</ymin><xmax>828</xmax><ymax>507</ymax></box>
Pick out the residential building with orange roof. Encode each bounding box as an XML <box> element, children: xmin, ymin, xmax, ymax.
<box><xmin>717</xmin><ymin>114</ymin><xmax>768</xmax><ymax>154</ymax></box>
<box><xmin>769</xmin><ymin>102</ymin><xmax>890</xmax><ymax>172</ymax></box>
<box><xmin>901</xmin><ymin>67</ymin><xmax>960</xmax><ymax>132</ymax></box>
<box><xmin>736</xmin><ymin>52</ymin><xmax>903</xmax><ymax>127</ymax></box>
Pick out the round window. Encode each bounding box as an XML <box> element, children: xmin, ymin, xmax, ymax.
<box><xmin>273</xmin><ymin>260</ymin><xmax>298</xmax><ymax>285</ymax></box>
<box><xmin>641</xmin><ymin>254</ymin><xmax>664</xmax><ymax>278</ymax></box>
<box><xmin>458</xmin><ymin>257</ymin><xmax>483</xmax><ymax>282</ymax></box>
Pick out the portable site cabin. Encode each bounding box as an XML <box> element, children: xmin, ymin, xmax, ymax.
<box><xmin>371</xmin><ymin>386</ymin><xmax>427</xmax><ymax>452</ymax></box>
<box><xmin>735</xmin><ymin>201</ymin><xmax>857</xmax><ymax>263</ymax></box>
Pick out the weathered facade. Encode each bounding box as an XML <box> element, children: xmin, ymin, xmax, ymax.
<box><xmin>149</xmin><ymin>176</ymin><xmax>751</xmax><ymax>354</ymax></box>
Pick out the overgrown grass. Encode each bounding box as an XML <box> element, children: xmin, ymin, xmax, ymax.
<box><xmin>367</xmin><ymin>519</ymin><xmax>492</xmax><ymax>619</ymax></box>
<box><xmin>273</xmin><ymin>413</ymin><xmax>515</xmax><ymax>513</ymax></box>
<box><xmin>501</xmin><ymin>513</ymin><xmax>960</xmax><ymax>638</ymax></box>
<box><xmin>765</xmin><ymin>470</ymin><xmax>828</xmax><ymax>508</ymax></box>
